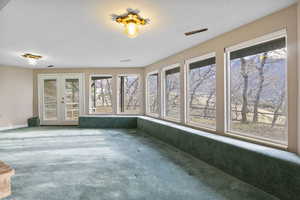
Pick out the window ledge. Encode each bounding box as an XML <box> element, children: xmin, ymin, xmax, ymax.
<box><xmin>138</xmin><ymin>116</ymin><xmax>298</xmax><ymax>164</ymax></box>
<box><xmin>226</xmin><ymin>131</ymin><xmax>287</xmax><ymax>150</ymax></box>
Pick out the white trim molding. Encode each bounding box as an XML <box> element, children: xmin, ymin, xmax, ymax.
<box><xmin>0</xmin><ymin>124</ymin><xmax>28</xmax><ymax>131</ymax></box>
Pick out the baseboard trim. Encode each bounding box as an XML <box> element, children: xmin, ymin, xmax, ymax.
<box><xmin>0</xmin><ymin>124</ymin><xmax>28</xmax><ymax>131</ymax></box>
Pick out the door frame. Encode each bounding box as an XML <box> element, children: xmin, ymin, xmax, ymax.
<box><xmin>38</xmin><ymin>73</ymin><xmax>85</xmax><ymax>125</ymax></box>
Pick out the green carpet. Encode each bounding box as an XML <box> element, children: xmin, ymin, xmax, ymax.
<box><xmin>0</xmin><ymin>127</ymin><xmax>277</xmax><ymax>200</ymax></box>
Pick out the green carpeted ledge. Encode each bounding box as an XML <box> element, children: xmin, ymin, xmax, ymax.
<box><xmin>79</xmin><ymin>115</ymin><xmax>137</xmax><ymax>128</ymax></box>
<box><xmin>79</xmin><ymin>115</ymin><xmax>300</xmax><ymax>200</ymax></box>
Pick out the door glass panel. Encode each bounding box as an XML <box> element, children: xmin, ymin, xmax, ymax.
<box><xmin>44</xmin><ymin>79</ymin><xmax>58</xmax><ymax>120</ymax></box>
<box><xmin>65</xmin><ymin>79</ymin><xmax>79</xmax><ymax>120</ymax></box>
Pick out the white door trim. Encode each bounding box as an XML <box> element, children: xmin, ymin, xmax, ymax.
<box><xmin>38</xmin><ymin>73</ymin><xmax>85</xmax><ymax>125</ymax></box>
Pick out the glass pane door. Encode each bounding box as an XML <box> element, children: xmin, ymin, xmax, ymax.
<box><xmin>64</xmin><ymin>78</ymin><xmax>80</xmax><ymax>121</ymax></box>
<box><xmin>43</xmin><ymin>79</ymin><xmax>58</xmax><ymax>120</ymax></box>
<box><xmin>39</xmin><ymin>74</ymin><xmax>84</xmax><ymax>125</ymax></box>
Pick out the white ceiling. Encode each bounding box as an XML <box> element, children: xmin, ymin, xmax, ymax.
<box><xmin>0</xmin><ymin>0</ymin><xmax>296</xmax><ymax>68</ymax></box>
<box><xmin>0</xmin><ymin>0</ymin><xmax>10</xmax><ymax>11</ymax></box>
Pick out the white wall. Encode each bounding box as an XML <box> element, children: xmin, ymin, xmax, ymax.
<box><xmin>0</xmin><ymin>66</ymin><xmax>33</xmax><ymax>130</ymax></box>
<box><xmin>297</xmin><ymin>0</ymin><xmax>300</xmax><ymax>154</ymax></box>
<box><xmin>0</xmin><ymin>0</ymin><xmax>10</xmax><ymax>11</ymax></box>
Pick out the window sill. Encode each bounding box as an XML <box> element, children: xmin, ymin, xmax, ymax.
<box><xmin>88</xmin><ymin>113</ymin><xmax>114</xmax><ymax>115</ymax></box>
<box><xmin>143</xmin><ymin>115</ymin><xmax>288</xmax><ymax>152</ymax></box>
<box><xmin>117</xmin><ymin>113</ymin><xmax>143</xmax><ymax>116</ymax></box>
<box><xmin>163</xmin><ymin>117</ymin><xmax>181</xmax><ymax>123</ymax></box>
<box><xmin>226</xmin><ymin>131</ymin><xmax>288</xmax><ymax>151</ymax></box>
<box><xmin>186</xmin><ymin>122</ymin><xmax>216</xmax><ymax>133</ymax></box>
<box><xmin>146</xmin><ymin>113</ymin><xmax>159</xmax><ymax>118</ymax></box>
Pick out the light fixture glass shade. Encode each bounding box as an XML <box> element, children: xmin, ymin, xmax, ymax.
<box><xmin>124</xmin><ymin>22</ymin><xmax>139</xmax><ymax>38</ymax></box>
<box><xmin>28</xmin><ymin>57</ymin><xmax>37</xmax><ymax>65</ymax></box>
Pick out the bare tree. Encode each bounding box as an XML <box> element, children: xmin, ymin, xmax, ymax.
<box><xmin>271</xmin><ymin>87</ymin><xmax>285</xmax><ymax>127</ymax></box>
<box><xmin>106</xmin><ymin>79</ymin><xmax>112</xmax><ymax>105</ymax></box>
<box><xmin>203</xmin><ymin>88</ymin><xmax>215</xmax><ymax>118</ymax></box>
<box><xmin>151</xmin><ymin>98</ymin><xmax>158</xmax><ymax>112</ymax></box>
<box><xmin>148</xmin><ymin>75</ymin><xmax>159</xmax><ymax>113</ymax></box>
<box><xmin>166</xmin><ymin>75</ymin><xmax>180</xmax><ymax>116</ymax></box>
<box><xmin>252</xmin><ymin>52</ymin><xmax>268</xmax><ymax>122</ymax></box>
<box><xmin>189</xmin><ymin>66</ymin><xmax>214</xmax><ymax>107</ymax></box>
<box><xmin>100</xmin><ymin>80</ymin><xmax>105</xmax><ymax>105</ymax></box>
<box><xmin>240</xmin><ymin>57</ymin><xmax>249</xmax><ymax>123</ymax></box>
<box><xmin>125</xmin><ymin>78</ymin><xmax>139</xmax><ymax>110</ymax></box>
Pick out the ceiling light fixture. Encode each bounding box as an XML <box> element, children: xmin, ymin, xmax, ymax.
<box><xmin>22</xmin><ymin>53</ymin><xmax>42</xmax><ymax>65</ymax></box>
<box><xmin>112</xmin><ymin>8</ymin><xmax>149</xmax><ymax>38</ymax></box>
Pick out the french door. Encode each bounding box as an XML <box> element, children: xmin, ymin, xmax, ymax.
<box><xmin>38</xmin><ymin>74</ymin><xmax>85</xmax><ymax>125</ymax></box>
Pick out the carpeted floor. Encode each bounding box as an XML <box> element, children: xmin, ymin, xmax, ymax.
<box><xmin>0</xmin><ymin>126</ymin><xmax>278</xmax><ymax>200</ymax></box>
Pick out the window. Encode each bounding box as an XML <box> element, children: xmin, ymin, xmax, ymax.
<box><xmin>187</xmin><ymin>54</ymin><xmax>216</xmax><ymax>129</ymax></box>
<box><xmin>90</xmin><ymin>76</ymin><xmax>113</xmax><ymax>114</ymax></box>
<box><xmin>119</xmin><ymin>75</ymin><xmax>141</xmax><ymax>114</ymax></box>
<box><xmin>163</xmin><ymin>65</ymin><xmax>180</xmax><ymax>121</ymax></box>
<box><xmin>147</xmin><ymin>72</ymin><xmax>159</xmax><ymax>115</ymax></box>
<box><xmin>227</xmin><ymin>34</ymin><xmax>287</xmax><ymax>144</ymax></box>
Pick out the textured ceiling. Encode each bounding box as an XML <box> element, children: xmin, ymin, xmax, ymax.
<box><xmin>0</xmin><ymin>0</ymin><xmax>296</xmax><ymax>68</ymax></box>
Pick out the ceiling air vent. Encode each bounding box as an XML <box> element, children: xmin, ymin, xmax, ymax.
<box><xmin>120</xmin><ymin>59</ymin><xmax>131</xmax><ymax>63</ymax></box>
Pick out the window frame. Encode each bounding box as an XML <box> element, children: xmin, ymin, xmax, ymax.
<box><xmin>161</xmin><ymin>63</ymin><xmax>181</xmax><ymax>122</ymax></box>
<box><xmin>117</xmin><ymin>73</ymin><xmax>142</xmax><ymax>115</ymax></box>
<box><xmin>185</xmin><ymin>52</ymin><xmax>217</xmax><ymax>130</ymax></box>
<box><xmin>89</xmin><ymin>74</ymin><xmax>114</xmax><ymax>115</ymax></box>
<box><xmin>225</xmin><ymin>29</ymin><xmax>288</xmax><ymax>146</ymax></box>
<box><xmin>145</xmin><ymin>70</ymin><xmax>160</xmax><ymax>118</ymax></box>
